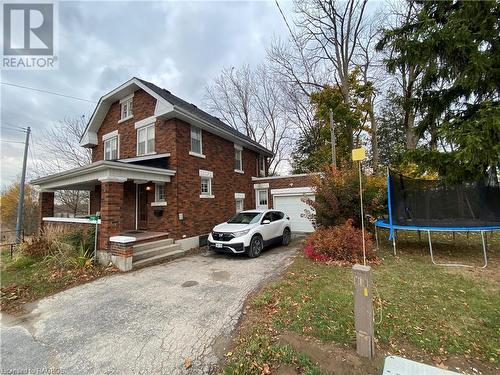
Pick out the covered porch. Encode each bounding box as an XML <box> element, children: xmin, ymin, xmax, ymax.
<box><xmin>31</xmin><ymin>160</ymin><xmax>176</xmax><ymax>256</ymax></box>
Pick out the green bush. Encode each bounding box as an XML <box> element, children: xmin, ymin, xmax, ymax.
<box><xmin>305</xmin><ymin>165</ymin><xmax>387</xmax><ymax>229</ymax></box>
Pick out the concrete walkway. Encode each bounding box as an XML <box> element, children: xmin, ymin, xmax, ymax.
<box><xmin>1</xmin><ymin>243</ymin><xmax>298</xmax><ymax>374</ymax></box>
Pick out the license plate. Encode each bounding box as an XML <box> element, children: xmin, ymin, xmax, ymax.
<box><xmin>215</xmin><ymin>243</ymin><xmax>223</xmax><ymax>248</ymax></box>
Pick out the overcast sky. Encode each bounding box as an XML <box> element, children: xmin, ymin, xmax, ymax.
<box><xmin>0</xmin><ymin>0</ymin><xmax>294</xmax><ymax>187</ymax></box>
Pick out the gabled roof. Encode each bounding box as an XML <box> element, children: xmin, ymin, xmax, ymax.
<box><xmin>80</xmin><ymin>77</ymin><xmax>273</xmax><ymax>157</ymax></box>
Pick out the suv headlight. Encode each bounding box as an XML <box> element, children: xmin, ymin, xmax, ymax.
<box><xmin>232</xmin><ymin>229</ymin><xmax>250</xmax><ymax>238</ymax></box>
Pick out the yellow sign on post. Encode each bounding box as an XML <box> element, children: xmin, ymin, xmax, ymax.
<box><xmin>352</xmin><ymin>147</ymin><xmax>366</xmax><ymax>161</ymax></box>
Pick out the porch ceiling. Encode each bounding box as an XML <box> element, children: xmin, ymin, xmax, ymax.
<box><xmin>30</xmin><ymin>160</ymin><xmax>176</xmax><ymax>191</ymax></box>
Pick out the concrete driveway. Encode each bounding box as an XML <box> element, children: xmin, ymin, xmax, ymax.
<box><xmin>1</xmin><ymin>242</ymin><xmax>298</xmax><ymax>375</ymax></box>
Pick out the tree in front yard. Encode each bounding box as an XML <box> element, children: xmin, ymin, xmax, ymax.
<box><xmin>0</xmin><ymin>182</ymin><xmax>39</xmax><ymax>236</ymax></box>
<box><xmin>377</xmin><ymin>0</ymin><xmax>500</xmax><ymax>183</ymax></box>
<box><xmin>305</xmin><ymin>164</ymin><xmax>386</xmax><ymax>229</ymax></box>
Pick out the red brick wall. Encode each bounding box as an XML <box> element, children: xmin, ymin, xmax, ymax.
<box><xmin>99</xmin><ymin>181</ymin><xmax>124</xmax><ymax>250</ymax></box>
<box><xmin>92</xmin><ymin>89</ymin><xmax>158</xmax><ymax>162</ymax></box>
<box><xmin>39</xmin><ymin>192</ymin><xmax>54</xmax><ymax>230</ymax></box>
<box><xmin>89</xmin><ymin>89</ymin><xmax>266</xmax><ymax>240</ymax></box>
<box><xmin>167</xmin><ymin>118</ymin><xmax>259</xmax><ymax>239</ymax></box>
<box><xmin>252</xmin><ymin>174</ymin><xmax>318</xmax><ymax>208</ymax></box>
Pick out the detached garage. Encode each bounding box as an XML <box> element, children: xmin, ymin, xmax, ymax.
<box><xmin>272</xmin><ymin>187</ymin><xmax>315</xmax><ymax>233</ymax></box>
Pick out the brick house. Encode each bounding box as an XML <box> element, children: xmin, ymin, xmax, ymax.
<box><xmin>32</xmin><ymin>78</ymin><xmax>315</xmax><ymax>271</ymax></box>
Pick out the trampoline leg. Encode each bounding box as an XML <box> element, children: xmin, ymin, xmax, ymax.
<box><xmin>392</xmin><ymin>231</ymin><xmax>397</xmax><ymax>256</ymax></box>
<box><xmin>375</xmin><ymin>225</ymin><xmax>379</xmax><ymax>251</ymax></box>
<box><xmin>418</xmin><ymin>230</ymin><xmax>421</xmax><ymax>242</ymax></box>
<box><xmin>429</xmin><ymin>230</ymin><xmax>477</xmax><ymax>268</ymax></box>
<box><xmin>480</xmin><ymin>231</ymin><xmax>488</xmax><ymax>269</ymax></box>
<box><xmin>428</xmin><ymin>231</ymin><xmax>437</xmax><ymax>265</ymax></box>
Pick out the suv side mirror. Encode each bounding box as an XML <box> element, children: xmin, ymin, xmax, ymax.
<box><xmin>262</xmin><ymin>219</ymin><xmax>271</xmax><ymax>225</ymax></box>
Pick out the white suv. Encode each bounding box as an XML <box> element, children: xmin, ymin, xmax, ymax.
<box><xmin>207</xmin><ymin>209</ymin><xmax>292</xmax><ymax>257</ymax></box>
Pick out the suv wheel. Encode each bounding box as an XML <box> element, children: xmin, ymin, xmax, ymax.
<box><xmin>282</xmin><ymin>228</ymin><xmax>291</xmax><ymax>246</ymax></box>
<box><xmin>248</xmin><ymin>235</ymin><xmax>263</xmax><ymax>258</ymax></box>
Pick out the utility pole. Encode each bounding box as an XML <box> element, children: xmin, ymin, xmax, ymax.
<box><xmin>15</xmin><ymin>126</ymin><xmax>30</xmax><ymax>244</ymax></box>
<box><xmin>329</xmin><ymin>108</ymin><xmax>337</xmax><ymax>170</ymax></box>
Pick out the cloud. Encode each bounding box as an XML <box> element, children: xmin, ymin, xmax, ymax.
<box><xmin>1</xmin><ymin>0</ymin><xmax>292</xmax><ymax>186</ymax></box>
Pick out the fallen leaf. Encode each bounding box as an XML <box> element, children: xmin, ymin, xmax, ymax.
<box><xmin>436</xmin><ymin>362</ymin><xmax>448</xmax><ymax>370</ymax></box>
<box><xmin>184</xmin><ymin>357</ymin><xmax>192</xmax><ymax>369</ymax></box>
<box><xmin>262</xmin><ymin>363</ymin><xmax>271</xmax><ymax>375</ymax></box>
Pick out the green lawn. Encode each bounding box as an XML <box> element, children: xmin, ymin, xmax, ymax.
<box><xmin>223</xmin><ymin>230</ymin><xmax>499</xmax><ymax>374</ymax></box>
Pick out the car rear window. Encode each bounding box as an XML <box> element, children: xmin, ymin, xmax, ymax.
<box><xmin>228</xmin><ymin>212</ymin><xmax>263</xmax><ymax>224</ymax></box>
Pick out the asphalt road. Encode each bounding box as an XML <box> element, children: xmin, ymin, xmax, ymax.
<box><xmin>1</xmin><ymin>242</ymin><xmax>298</xmax><ymax>375</ymax></box>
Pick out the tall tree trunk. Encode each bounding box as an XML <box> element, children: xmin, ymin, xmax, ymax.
<box><xmin>369</xmin><ymin>103</ymin><xmax>379</xmax><ymax>173</ymax></box>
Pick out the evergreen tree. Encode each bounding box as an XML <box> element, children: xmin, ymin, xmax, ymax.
<box><xmin>378</xmin><ymin>0</ymin><xmax>500</xmax><ymax>182</ymax></box>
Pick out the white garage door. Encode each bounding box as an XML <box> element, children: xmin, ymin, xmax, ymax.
<box><xmin>274</xmin><ymin>194</ymin><xmax>315</xmax><ymax>233</ymax></box>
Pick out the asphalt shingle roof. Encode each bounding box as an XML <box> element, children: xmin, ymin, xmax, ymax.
<box><xmin>136</xmin><ymin>78</ymin><xmax>273</xmax><ymax>156</ymax></box>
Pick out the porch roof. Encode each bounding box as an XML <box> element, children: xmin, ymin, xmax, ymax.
<box><xmin>30</xmin><ymin>160</ymin><xmax>176</xmax><ymax>191</ymax></box>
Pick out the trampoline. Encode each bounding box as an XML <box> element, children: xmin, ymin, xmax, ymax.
<box><xmin>375</xmin><ymin>169</ymin><xmax>500</xmax><ymax>268</ymax></box>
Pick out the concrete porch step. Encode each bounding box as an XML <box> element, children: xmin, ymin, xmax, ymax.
<box><xmin>133</xmin><ymin>238</ymin><xmax>174</xmax><ymax>252</ymax></box>
<box><xmin>132</xmin><ymin>243</ymin><xmax>181</xmax><ymax>262</ymax></box>
<box><xmin>132</xmin><ymin>249</ymin><xmax>186</xmax><ymax>268</ymax></box>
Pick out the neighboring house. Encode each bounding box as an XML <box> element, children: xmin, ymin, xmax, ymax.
<box><xmin>31</xmin><ymin>77</ymin><xmax>315</xmax><ymax>271</ymax></box>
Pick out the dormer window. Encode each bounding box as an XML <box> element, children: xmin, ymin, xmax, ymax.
<box><xmin>119</xmin><ymin>94</ymin><xmax>133</xmax><ymax>122</ymax></box>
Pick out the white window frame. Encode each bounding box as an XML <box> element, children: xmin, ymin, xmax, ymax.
<box><xmin>151</xmin><ymin>183</ymin><xmax>166</xmax><ymax>206</ymax></box>
<box><xmin>199</xmin><ymin>170</ymin><xmax>214</xmax><ymax>198</ymax></box>
<box><xmin>234</xmin><ymin>144</ymin><xmax>243</xmax><ymax>173</ymax></box>
<box><xmin>103</xmin><ymin>130</ymin><xmax>119</xmax><ymax>160</ymax></box>
<box><xmin>256</xmin><ymin>189</ymin><xmax>268</xmax><ymax>208</ymax></box>
<box><xmin>259</xmin><ymin>155</ymin><xmax>266</xmax><ymax>177</ymax></box>
<box><xmin>235</xmin><ymin>198</ymin><xmax>244</xmax><ymax>213</ymax></box>
<box><xmin>136</xmin><ymin>123</ymin><xmax>155</xmax><ymax>156</ymax></box>
<box><xmin>190</xmin><ymin>126</ymin><xmax>205</xmax><ymax>158</ymax></box>
<box><xmin>119</xmin><ymin>94</ymin><xmax>134</xmax><ymax>122</ymax></box>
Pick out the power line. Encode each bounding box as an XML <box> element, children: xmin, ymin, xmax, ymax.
<box><xmin>1</xmin><ymin>81</ymin><xmax>97</xmax><ymax>103</ymax></box>
<box><xmin>2</xmin><ymin>126</ymin><xmax>28</xmax><ymax>133</ymax></box>
<box><xmin>0</xmin><ymin>139</ymin><xmax>25</xmax><ymax>144</ymax></box>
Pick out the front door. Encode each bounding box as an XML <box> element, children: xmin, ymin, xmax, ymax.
<box><xmin>137</xmin><ymin>184</ymin><xmax>148</xmax><ymax>230</ymax></box>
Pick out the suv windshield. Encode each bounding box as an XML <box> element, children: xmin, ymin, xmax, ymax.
<box><xmin>227</xmin><ymin>212</ymin><xmax>263</xmax><ymax>224</ymax></box>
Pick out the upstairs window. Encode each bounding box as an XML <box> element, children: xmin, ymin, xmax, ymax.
<box><xmin>259</xmin><ymin>156</ymin><xmax>266</xmax><ymax>176</ymax></box>
<box><xmin>190</xmin><ymin>126</ymin><xmax>203</xmax><ymax>155</ymax></box>
<box><xmin>104</xmin><ymin>136</ymin><xmax>118</xmax><ymax>160</ymax></box>
<box><xmin>119</xmin><ymin>94</ymin><xmax>133</xmax><ymax>121</ymax></box>
<box><xmin>234</xmin><ymin>145</ymin><xmax>243</xmax><ymax>172</ymax></box>
<box><xmin>137</xmin><ymin>123</ymin><xmax>155</xmax><ymax>156</ymax></box>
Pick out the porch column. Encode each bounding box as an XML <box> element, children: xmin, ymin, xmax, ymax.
<box><xmin>39</xmin><ymin>191</ymin><xmax>55</xmax><ymax>232</ymax></box>
<box><xmin>98</xmin><ymin>178</ymin><xmax>126</xmax><ymax>251</ymax></box>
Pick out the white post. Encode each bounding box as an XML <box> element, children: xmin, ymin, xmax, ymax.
<box><xmin>359</xmin><ymin>160</ymin><xmax>366</xmax><ymax>265</ymax></box>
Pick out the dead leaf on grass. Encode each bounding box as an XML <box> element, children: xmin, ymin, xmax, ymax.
<box><xmin>262</xmin><ymin>363</ymin><xmax>271</xmax><ymax>374</ymax></box>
